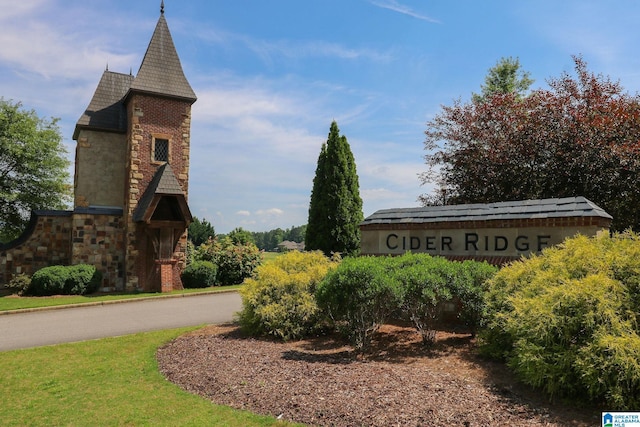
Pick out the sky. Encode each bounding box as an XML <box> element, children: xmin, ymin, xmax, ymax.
<box><xmin>2</xmin><ymin>1</ymin><xmax>640</xmax><ymax>234</ymax></box>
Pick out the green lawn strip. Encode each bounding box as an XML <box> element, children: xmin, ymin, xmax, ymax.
<box><xmin>0</xmin><ymin>327</ymin><xmax>300</xmax><ymax>427</ymax></box>
<box><xmin>262</xmin><ymin>252</ymin><xmax>283</xmax><ymax>263</ymax></box>
<box><xmin>0</xmin><ymin>285</ymin><xmax>242</xmax><ymax>312</ymax></box>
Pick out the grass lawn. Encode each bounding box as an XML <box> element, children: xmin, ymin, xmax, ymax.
<box><xmin>0</xmin><ymin>327</ymin><xmax>299</xmax><ymax>426</ymax></box>
<box><xmin>0</xmin><ymin>285</ymin><xmax>242</xmax><ymax>312</ymax></box>
<box><xmin>262</xmin><ymin>251</ymin><xmax>283</xmax><ymax>263</ymax></box>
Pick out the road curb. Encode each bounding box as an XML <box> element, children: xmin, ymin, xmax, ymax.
<box><xmin>0</xmin><ymin>289</ymin><xmax>239</xmax><ymax>316</ymax></box>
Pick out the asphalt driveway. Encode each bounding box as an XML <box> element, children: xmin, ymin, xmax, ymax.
<box><xmin>0</xmin><ymin>291</ymin><xmax>241</xmax><ymax>352</ymax></box>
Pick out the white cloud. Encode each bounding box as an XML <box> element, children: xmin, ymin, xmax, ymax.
<box><xmin>0</xmin><ymin>4</ymin><xmax>136</xmax><ymax>81</ymax></box>
<box><xmin>193</xmin><ymin>25</ymin><xmax>392</xmax><ymax>64</ymax></box>
<box><xmin>256</xmin><ymin>208</ymin><xmax>284</xmax><ymax>216</ymax></box>
<box><xmin>361</xmin><ymin>188</ymin><xmax>395</xmax><ymax>201</ymax></box>
<box><xmin>258</xmin><ymin>40</ymin><xmax>393</xmax><ymax>62</ymax></box>
<box><xmin>0</xmin><ymin>1</ymin><xmax>427</xmax><ymax>234</ymax></box>
<box><xmin>370</xmin><ymin>0</ymin><xmax>440</xmax><ymax>23</ymax></box>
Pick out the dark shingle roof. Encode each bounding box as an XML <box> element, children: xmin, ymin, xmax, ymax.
<box><xmin>73</xmin><ymin>71</ymin><xmax>133</xmax><ymax>139</ymax></box>
<box><xmin>134</xmin><ymin>163</ymin><xmax>187</xmax><ymax>222</ymax></box>
<box><xmin>129</xmin><ymin>14</ymin><xmax>196</xmax><ymax>102</ymax></box>
<box><xmin>361</xmin><ymin>197</ymin><xmax>612</xmax><ymax>226</ymax></box>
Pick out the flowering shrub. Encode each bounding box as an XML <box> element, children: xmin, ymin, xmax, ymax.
<box><xmin>193</xmin><ymin>237</ymin><xmax>262</xmax><ymax>286</ymax></box>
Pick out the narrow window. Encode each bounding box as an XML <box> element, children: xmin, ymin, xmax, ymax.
<box><xmin>154</xmin><ymin>138</ymin><xmax>169</xmax><ymax>162</ymax></box>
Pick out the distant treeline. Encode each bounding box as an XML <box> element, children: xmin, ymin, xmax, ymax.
<box><xmin>250</xmin><ymin>225</ymin><xmax>307</xmax><ymax>251</ymax></box>
<box><xmin>189</xmin><ymin>217</ymin><xmax>306</xmax><ymax>251</ymax></box>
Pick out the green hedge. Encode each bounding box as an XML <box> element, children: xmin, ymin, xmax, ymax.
<box><xmin>26</xmin><ymin>264</ymin><xmax>102</xmax><ymax>296</ymax></box>
<box><xmin>317</xmin><ymin>256</ymin><xmax>402</xmax><ymax>351</ymax></box>
<box><xmin>316</xmin><ymin>253</ymin><xmax>496</xmax><ymax>350</ymax></box>
<box><xmin>236</xmin><ymin>250</ymin><xmax>496</xmax><ymax>353</ymax></box>
<box><xmin>481</xmin><ymin>231</ymin><xmax>640</xmax><ymax>408</ymax></box>
<box><xmin>181</xmin><ymin>260</ymin><xmax>217</xmax><ymax>288</ymax></box>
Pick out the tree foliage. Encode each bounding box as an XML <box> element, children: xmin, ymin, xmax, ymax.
<box><xmin>193</xmin><ymin>236</ymin><xmax>262</xmax><ymax>286</ymax></box>
<box><xmin>187</xmin><ymin>216</ymin><xmax>216</xmax><ymax>247</ymax></box>
<box><xmin>472</xmin><ymin>56</ymin><xmax>534</xmax><ymax>102</ymax></box>
<box><xmin>306</xmin><ymin>121</ymin><xmax>363</xmax><ymax>256</ymax></box>
<box><xmin>227</xmin><ymin>227</ymin><xmax>254</xmax><ymax>245</ymax></box>
<box><xmin>0</xmin><ymin>99</ymin><xmax>71</xmax><ymax>242</ymax></box>
<box><xmin>421</xmin><ymin>56</ymin><xmax>640</xmax><ymax>231</ymax></box>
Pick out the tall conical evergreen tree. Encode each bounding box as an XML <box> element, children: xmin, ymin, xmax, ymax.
<box><xmin>306</xmin><ymin>121</ymin><xmax>363</xmax><ymax>256</ymax></box>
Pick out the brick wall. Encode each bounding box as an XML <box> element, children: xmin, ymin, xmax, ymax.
<box><xmin>123</xmin><ymin>93</ymin><xmax>192</xmax><ymax>291</ymax></box>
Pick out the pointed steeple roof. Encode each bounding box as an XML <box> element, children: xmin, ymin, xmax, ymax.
<box><xmin>73</xmin><ymin>71</ymin><xmax>134</xmax><ymax>139</ymax></box>
<box><xmin>129</xmin><ymin>10</ymin><xmax>197</xmax><ymax>102</ymax></box>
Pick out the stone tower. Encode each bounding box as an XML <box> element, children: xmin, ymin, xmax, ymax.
<box><xmin>73</xmin><ymin>3</ymin><xmax>196</xmax><ymax>291</ymax></box>
<box><xmin>1</xmin><ymin>3</ymin><xmax>196</xmax><ymax>291</ymax></box>
<box><xmin>123</xmin><ymin>4</ymin><xmax>196</xmax><ymax>291</ymax></box>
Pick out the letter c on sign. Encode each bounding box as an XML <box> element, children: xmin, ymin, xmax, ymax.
<box><xmin>386</xmin><ymin>233</ymin><xmax>398</xmax><ymax>250</ymax></box>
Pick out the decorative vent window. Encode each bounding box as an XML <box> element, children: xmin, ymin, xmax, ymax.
<box><xmin>154</xmin><ymin>138</ymin><xmax>169</xmax><ymax>162</ymax></box>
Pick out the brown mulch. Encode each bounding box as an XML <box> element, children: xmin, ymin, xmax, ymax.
<box><xmin>157</xmin><ymin>323</ymin><xmax>601</xmax><ymax>426</ymax></box>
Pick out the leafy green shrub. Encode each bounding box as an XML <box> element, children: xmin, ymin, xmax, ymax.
<box><xmin>391</xmin><ymin>253</ymin><xmax>453</xmax><ymax>344</ymax></box>
<box><xmin>454</xmin><ymin>260</ymin><xmax>498</xmax><ymax>335</ymax></box>
<box><xmin>238</xmin><ymin>251</ymin><xmax>338</xmax><ymax>340</ymax></box>
<box><xmin>216</xmin><ymin>243</ymin><xmax>262</xmax><ymax>285</ymax></box>
<box><xmin>194</xmin><ymin>237</ymin><xmax>262</xmax><ymax>285</ymax></box>
<box><xmin>389</xmin><ymin>253</ymin><xmax>497</xmax><ymax>344</ymax></box>
<box><xmin>65</xmin><ymin>264</ymin><xmax>102</xmax><ymax>295</ymax></box>
<box><xmin>27</xmin><ymin>265</ymin><xmax>69</xmax><ymax>296</ymax></box>
<box><xmin>6</xmin><ymin>273</ymin><xmax>31</xmax><ymax>295</ymax></box>
<box><xmin>316</xmin><ymin>256</ymin><xmax>402</xmax><ymax>351</ymax></box>
<box><xmin>481</xmin><ymin>231</ymin><xmax>640</xmax><ymax>408</ymax></box>
<box><xmin>314</xmin><ymin>253</ymin><xmax>496</xmax><ymax>350</ymax></box>
<box><xmin>26</xmin><ymin>264</ymin><xmax>101</xmax><ymax>296</ymax></box>
<box><xmin>181</xmin><ymin>261</ymin><xmax>217</xmax><ymax>288</ymax></box>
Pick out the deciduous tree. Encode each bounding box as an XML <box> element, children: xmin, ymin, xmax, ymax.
<box><xmin>227</xmin><ymin>227</ymin><xmax>254</xmax><ymax>246</ymax></box>
<box><xmin>306</xmin><ymin>121</ymin><xmax>363</xmax><ymax>255</ymax></box>
<box><xmin>0</xmin><ymin>99</ymin><xmax>70</xmax><ymax>242</ymax></box>
<box><xmin>420</xmin><ymin>56</ymin><xmax>640</xmax><ymax>231</ymax></box>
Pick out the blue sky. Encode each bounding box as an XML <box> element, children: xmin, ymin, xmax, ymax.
<box><xmin>2</xmin><ymin>1</ymin><xmax>640</xmax><ymax>233</ymax></box>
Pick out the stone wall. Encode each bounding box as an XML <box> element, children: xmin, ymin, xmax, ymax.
<box><xmin>74</xmin><ymin>129</ymin><xmax>127</xmax><ymax>209</ymax></box>
<box><xmin>0</xmin><ymin>209</ymin><xmax>126</xmax><ymax>291</ymax></box>
<box><xmin>0</xmin><ymin>211</ymin><xmax>72</xmax><ymax>286</ymax></box>
<box><xmin>71</xmin><ymin>209</ymin><xmax>126</xmax><ymax>291</ymax></box>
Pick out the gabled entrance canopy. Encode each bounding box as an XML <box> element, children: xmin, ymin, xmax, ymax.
<box><xmin>134</xmin><ymin>163</ymin><xmax>192</xmax><ymax>226</ymax></box>
<box><xmin>134</xmin><ymin>163</ymin><xmax>192</xmax><ymax>291</ymax></box>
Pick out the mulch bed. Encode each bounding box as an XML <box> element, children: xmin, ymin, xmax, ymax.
<box><xmin>157</xmin><ymin>323</ymin><xmax>601</xmax><ymax>426</ymax></box>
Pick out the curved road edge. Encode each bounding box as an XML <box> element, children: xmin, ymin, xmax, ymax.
<box><xmin>0</xmin><ymin>291</ymin><xmax>242</xmax><ymax>352</ymax></box>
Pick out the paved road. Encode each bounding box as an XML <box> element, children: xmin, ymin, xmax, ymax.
<box><xmin>0</xmin><ymin>292</ymin><xmax>242</xmax><ymax>352</ymax></box>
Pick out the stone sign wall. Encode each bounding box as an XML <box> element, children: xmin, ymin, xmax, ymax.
<box><xmin>360</xmin><ymin>197</ymin><xmax>612</xmax><ymax>264</ymax></box>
